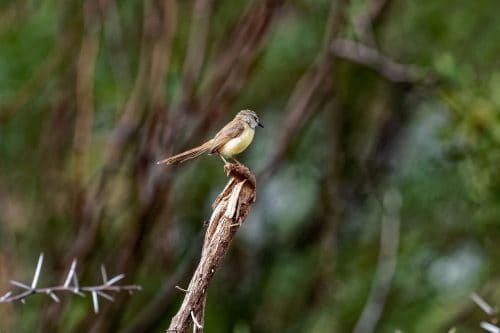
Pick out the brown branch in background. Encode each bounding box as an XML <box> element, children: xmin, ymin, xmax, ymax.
<box><xmin>103</xmin><ymin>0</ymin><xmax>132</xmax><ymax>89</ymax></box>
<box><xmin>336</xmin><ymin>0</ymin><xmax>437</xmax><ymax>85</ymax></box>
<box><xmin>166</xmin><ymin>163</ymin><xmax>257</xmax><ymax>333</ymax></box>
<box><xmin>62</xmin><ymin>0</ymin><xmax>176</xmax><ymax>268</ymax></box>
<box><xmin>257</xmin><ymin>57</ymin><xmax>334</xmax><ymax>180</ymax></box>
<box><xmin>72</xmin><ymin>0</ymin><xmax>101</xmax><ymax>188</ymax></box>
<box><xmin>39</xmin><ymin>2</ymin><xmax>109</xmax><ymax>331</ymax></box>
<box><xmin>0</xmin><ymin>254</ymin><xmax>141</xmax><ymax>312</ymax></box>
<box><xmin>259</xmin><ymin>0</ymin><xmax>349</xmax><ymax>180</ymax></box>
<box><xmin>0</xmin><ymin>2</ymin><xmax>29</xmax><ymax>35</ymax></box>
<box><xmin>75</xmin><ymin>2</ymin><xmax>177</xmax><ymax>332</ymax></box>
<box><xmin>330</xmin><ymin>38</ymin><xmax>426</xmax><ymax>83</ymax></box>
<box><xmin>258</xmin><ymin>0</ymin><xmax>426</xmax><ymax>180</ymax></box>
<box><xmin>159</xmin><ymin>0</ymin><xmax>214</xmax><ymax>150</ymax></box>
<box><xmin>114</xmin><ymin>3</ymin><xmax>277</xmax><ymax>331</ymax></box>
<box><xmin>147</xmin><ymin>0</ymin><xmax>176</xmax><ymax>110</ymax></box>
<box><xmin>352</xmin><ymin>0</ymin><xmax>392</xmax><ymax>46</ymax></box>
<box><xmin>141</xmin><ymin>0</ymin><xmax>177</xmax><ymax>160</ymax></box>
<box><xmin>353</xmin><ymin>189</ymin><xmax>401</xmax><ymax>333</ymax></box>
<box><xmin>160</xmin><ymin>0</ymin><xmax>283</xmax><ymax>169</ymax></box>
<box><xmin>0</xmin><ymin>12</ymin><xmax>80</xmax><ymax>122</ymax></box>
<box><xmin>163</xmin><ymin>0</ymin><xmax>215</xmax><ymax>150</ymax></box>
<box><xmin>200</xmin><ymin>0</ymin><xmax>280</xmax><ymax>105</ymax></box>
<box><xmin>120</xmin><ymin>257</ymin><xmax>197</xmax><ymax>333</ymax></box>
<box><xmin>192</xmin><ymin>0</ymin><xmax>284</xmax><ymax>133</ymax></box>
<box><xmin>304</xmin><ymin>99</ymin><xmax>344</xmax><ymax>305</ymax></box>
<box><xmin>103</xmin><ymin>0</ymin><xmax>160</xmax><ymax>167</ymax></box>
<box><xmin>116</xmin><ymin>0</ymin><xmax>177</xmax><ymax>295</ymax></box>
<box><xmin>179</xmin><ymin>0</ymin><xmax>214</xmax><ymax>104</ymax></box>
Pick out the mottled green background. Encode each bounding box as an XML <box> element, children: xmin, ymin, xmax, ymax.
<box><xmin>1</xmin><ymin>0</ymin><xmax>500</xmax><ymax>332</ymax></box>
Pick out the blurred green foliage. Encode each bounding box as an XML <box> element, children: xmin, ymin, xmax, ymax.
<box><xmin>1</xmin><ymin>0</ymin><xmax>500</xmax><ymax>332</ymax></box>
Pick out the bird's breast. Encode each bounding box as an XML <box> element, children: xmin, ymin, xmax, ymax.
<box><xmin>219</xmin><ymin>124</ymin><xmax>255</xmax><ymax>157</ymax></box>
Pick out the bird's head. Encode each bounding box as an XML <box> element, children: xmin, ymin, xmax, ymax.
<box><xmin>237</xmin><ymin>109</ymin><xmax>263</xmax><ymax>129</ymax></box>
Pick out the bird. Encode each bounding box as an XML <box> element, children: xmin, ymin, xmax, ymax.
<box><xmin>156</xmin><ymin>109</ymin><xmax>263</xmax><ymax>165</ymax></box>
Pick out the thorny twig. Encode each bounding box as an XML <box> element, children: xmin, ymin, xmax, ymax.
<box><xmin>0</xmin><ymin>253</ymin><xmax>141</xmax><ymax>314</ymax></box>
<box><xmin>330</xmin><ymin>38</ymin><xmax>428</xmax><ymax>83</ymax></box>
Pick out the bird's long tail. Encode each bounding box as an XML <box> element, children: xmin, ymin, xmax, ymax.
<box><xmin>156</xmin><ymin>139</ymin><xmax>214</xmax><ymax>165</ymax></box>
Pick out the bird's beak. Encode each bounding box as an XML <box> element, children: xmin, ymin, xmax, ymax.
<box><xmin>258</xmin><ymin>122</ymin><xmax>264</xmax><ymax>128</ymax></box>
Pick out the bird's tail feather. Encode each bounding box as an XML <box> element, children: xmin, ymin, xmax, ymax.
<box><xmin>156</xmin><ymin>139</ymin><xmax>214</xmax><ymax>165</ymax></box>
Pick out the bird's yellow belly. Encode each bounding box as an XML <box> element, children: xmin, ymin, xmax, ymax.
<box><xmin>219</xmin><ymin>125</ymin><xmax>255</xmax><ymax>157</ymax></box>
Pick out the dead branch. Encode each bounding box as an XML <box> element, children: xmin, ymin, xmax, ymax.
<box><xmin>0</xmin><ymin>9</ymin><xmax>79</xmax><ymax>122</ymax></box>
<box><xmin>258</xmin><ymin>0</ymin><xmax>349</xmax><ymax>180</ymax></box>
<box><xmin>352</xmin><ymin>0</ymin><xmax>392</xmax><ymax>46</ymax></box>
<box><xmin>193</xmin><ymin>0</ymin><xmax>284</xmax><ymax>134</ymax></box>
<box><xmin>331</xmin><ymin>38</ymin><xmax>426</xmax><ymax>83</ymax></box>
<box><xmin>353</xmin><ymin>189</ymin><xmax>401</xmax><ymax>333</ymax></box>
<box><xmin>72</xmin><ymin>0</ymin><xmax>101</xmax><ymax>188</ymax></box>
<box><xmin>120</xmin><ymin>257</ymin><xmax>197</xmax><ymax>333</ymax></box>
<box><xmin>179</xmin><ymin>0</ymin><xmax>214</xmax><ymax>101</ymax></box>
<box><xmin>0</xmin><ymin>253</ymin><xmax>141</xmax><ymax>314</ymax></box>
<box><xmin>166</xmin><ymin>163</ymin><xmax>257</xmax><ymax>333</ymax></box>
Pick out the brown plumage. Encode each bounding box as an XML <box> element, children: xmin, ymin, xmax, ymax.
<box><xmin>209</xmin><ymin>121</ymin><xmax>244</xmax><ymax>154</ymax></box>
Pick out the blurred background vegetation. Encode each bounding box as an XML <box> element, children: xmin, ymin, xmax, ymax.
<box><xmin>1</xmin><ymin>0</ymin><xmax>500</xmax><ymax>332</ymax></box>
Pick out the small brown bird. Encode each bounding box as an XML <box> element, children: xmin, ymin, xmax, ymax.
<box><xmin>156</xmin><ymin>110</ymin><xmax>263</xmax><ymax>165</ymax></box>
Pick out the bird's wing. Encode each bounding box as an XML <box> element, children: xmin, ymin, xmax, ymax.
<box><xmin>209</xmin><ymin>120</ymin><xmax>245</xmax><ymax>153</ymax></box>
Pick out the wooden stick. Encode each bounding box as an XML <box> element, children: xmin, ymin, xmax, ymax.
<box><xmin>166</xmin><ymin>163</ymin><xmax>257</xmax><ymax>333</ymax></box>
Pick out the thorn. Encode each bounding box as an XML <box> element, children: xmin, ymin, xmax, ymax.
<box><xmin>64</xmin><ymin>259</ymin><xmax>77</xmax><ymax>288</ymax></box>
<box><xmin>0</xmin><ymin>291</ymin><xmax>12</xmax><ymax>301</ymax></box>
<box><xmin>480</xmin><ymin>321</ymin><xmax>500</xmax><ymax>333</ymax></box>
<box><xmin>73</xmin><ymin>274</ymin><xmax>80</xmax><ymax>293</ymax></box>
<box><xmin>31</xmin><ymin>253</ymin><xmax>44</xmax><ymax>289</ymax></box>
<box><xmin>10</xmin><ymin>280</ymin><xmax>31</xmax><ymax>290</ymax></box>
<box><xmin>97</xmin><ymin>291</ymin><xmax>114</xmax><ymax>302</ymax></box>
<box><xmin>47</xmin><ymin>291</ymin><xmax>60</xmax><ymax>303</ymax></box>
<box><xmin>73</xmin><ymin>290</ymin><xmax>86</xmax><ymax>297</ymax></box>
<box><xmin>190</xmin><ymin>310</ymin><xmax>203</xmax><ymax>329</ymax></box>
<box><xmin>101</xmin><ymin>265</ymin><xmax>108</xmax><ymax>284</ymax></box>
<box><xmin>106</xmin><ymin>274</ymin><xmax>125</xmax><ymax>286</ymax></box>
<box><xmin>92</xmin><ymin>291</ymin><xmax>99</xmax><ymax>314</ymax></box>
<box><xmin>471</xmin><ymin>292</ymin><xmax>496</xmax><ymax>315</ymax></box>
<box><xmin>175</xmin><ymin>285</ymin><xmax>189</xmax><ymax>293</ymax></box>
